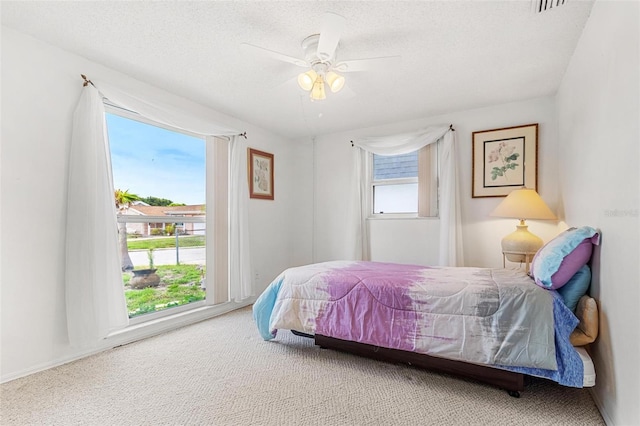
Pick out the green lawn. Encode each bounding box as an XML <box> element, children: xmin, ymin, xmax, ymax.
<box><xmin>124</xmin><ymin>264</ymin><xmax>206</xmax><ymax>318</ymax></box>
<box><xmin>127</xmin><ymin>235</ymin><xmax>205</xmax><ymax>250</ymax></box>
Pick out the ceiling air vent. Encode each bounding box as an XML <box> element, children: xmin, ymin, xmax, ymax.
<box><xmin>532</xmin><ymin>0</ymin><xmax>567</xmax><ymax>13</ymax></box>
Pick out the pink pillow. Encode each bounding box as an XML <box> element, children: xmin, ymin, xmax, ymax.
<box><xmin>530</xmin><ymin>226</ymin><xmax>600</xmax><ymax>289</ymax></box>
<box><xmin>546</xmin><ymin>239</ymin><xmax>593</xmax><ymax>287</ymax></box>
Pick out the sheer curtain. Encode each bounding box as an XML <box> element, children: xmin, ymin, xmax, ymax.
<box><xmin>66</xmin><ymin>85</ymin><xmax>128</xmax><ymax>346</ymax></box>
<box><xmin>66</xmin><ymin>81</ymin><xmax>240</xmax><ymax>347</ymax></box>
<box><xmin>351</xmin><ymin>125</ymin><xmax>464</xmax><ymax>267</ymax></box>
<box><xmin>438</xmin><ymin>130</ymin><xmax>465</xmax><ymax>266</ymax></box>
<box><xmin>229</xmin><ymin>135</ymin><xmax>253</xmax><ymax>301</ymax></box>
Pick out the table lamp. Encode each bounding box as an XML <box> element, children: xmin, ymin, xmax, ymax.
<box><xmin>490</xmin><ymin>188</ymin><xmax>557</xmax><ymax>262</ymax></box>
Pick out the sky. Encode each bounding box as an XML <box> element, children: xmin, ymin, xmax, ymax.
<box><xmin>106</xmin><ymin>113</ymin><xmax>205</xmax><ymax>205</ymax></box>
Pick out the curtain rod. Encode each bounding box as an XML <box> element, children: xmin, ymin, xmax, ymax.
<box><xmin>80</xmin><ymin>74</ymin><xmax>94</xmax><ymax>87</ymax></box>
<box><xmin>224</xmin><ymin>132</ymin><xmax>248</xmax><ymax>140</ymax></box>
<box><xmin>350</xmin><ymin>124</ymin><xmax>455</xmax><ymax>147</ymax></box>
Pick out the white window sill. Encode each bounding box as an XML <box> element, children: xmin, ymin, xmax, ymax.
<box><xmin>368</xmin><ymin>215</ymin><xmax>439</xmax><ymax>220</ymax></box>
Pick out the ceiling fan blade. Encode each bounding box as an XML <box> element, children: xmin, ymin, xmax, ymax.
<box><xmin>334</xmin><ymin>56</ymin><xmax>401</xmax><ymax>73</ymax></box>
<box><xmin>316</xmin><ymin>12</ymin><xmax>346</xmax><ymax>61</ymax></box>
<box><xmin>241</xmin><ymin>43</ymin><xmax>308</xmax><ymax>67</ymax></box>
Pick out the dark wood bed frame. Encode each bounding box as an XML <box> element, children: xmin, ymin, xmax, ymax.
<box><xmin>313</xmin><ymin>333</ymin><xmax>526</xmax><ymax>397</ymax></box>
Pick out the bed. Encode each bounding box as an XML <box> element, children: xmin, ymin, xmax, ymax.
<box><xmin>253</xmin><ymin>227</ymin><xmax>600</xmax><ymax>396</ymax></box>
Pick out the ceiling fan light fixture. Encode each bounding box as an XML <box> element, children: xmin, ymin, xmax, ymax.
<box><xmin>243</xmin><ymin>12</ymin><xmax>402</xmax><ymax>102</ymax></box>
<box><xmin>310</xmin><ymin>76</ymin><xmax>326</xmax><ymax>100</ymax></box>
<box><xmin>326</xmin><ymin>71</ymin><xmax>345</xmax><ymax>93</ymax></box>
<box><xmin>297</xmin><ymin>70</ymin><xmax>317</xmax><ymax>91</ymax></box>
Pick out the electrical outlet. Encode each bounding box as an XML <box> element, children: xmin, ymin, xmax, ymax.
<box><xmin>254</xmin><ymin>272</ymin><xmax>260</xmax><ymax>282</ymax></box>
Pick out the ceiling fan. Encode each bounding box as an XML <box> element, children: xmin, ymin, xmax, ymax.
<box><xmin>242</xmin><ymin>12</ymin><xmax>400</xmax><ymax>101</ymax></box>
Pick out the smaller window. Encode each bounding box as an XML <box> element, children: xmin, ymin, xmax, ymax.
<box><xmin>371</xmin><ymin>145</ymin><xmax>438</xmax><ymax>217</ymax></box>
<box><xmin>372</xmin><ymin>152</ymin><xmax>419</xmax><ymax>214</ymax></box>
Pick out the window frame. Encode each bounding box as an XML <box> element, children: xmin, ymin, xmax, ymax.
<box><xmin>371</xmin><ymin>178</ymin><xmax>419</xmax><ymax>217</ymax></box>
<box><xmin>105</xmin><ymin>105</ymin><xmax>216</xmax><ymax>324</ymax></box>
<box><xmin>369</xmin><ymin>143</ymin><xmax>439</xmax><ymax>219</ymax></box>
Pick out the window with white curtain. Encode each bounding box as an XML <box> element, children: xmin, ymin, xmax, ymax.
<box><xmin>371</xmin><ymin>144</ymin><xmax>439</xmax><ymax>217</ymax></box>
<box><xmin>106</xmin><ymin>107</ymin><xmax>212</xmax><ymax>323</ymax></box>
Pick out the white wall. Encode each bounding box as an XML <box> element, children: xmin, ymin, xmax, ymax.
<box><xmin>280</xmin><ymin>139</ymin><xmax>314</xmax><ymax>268</ymax></box>
<box><xmin>312</xmin><ymin>97</ymin><xmax>560</xmax><ymax>267</ymax></box>
<box><xmin>556</xmin><ymin>1</ymin><xmax>639</xmax><ymax>424</ymax></box>
<box><xmin>0</xmin><ymin>27</ymin><xmax>312</xmax><ymax>381</ymax></box>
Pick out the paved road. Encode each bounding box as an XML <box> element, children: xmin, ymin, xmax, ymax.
<box><xmin>129</xmin><ymin>247</ymin><xmax>205</xmax><ymax>267</ymax></box>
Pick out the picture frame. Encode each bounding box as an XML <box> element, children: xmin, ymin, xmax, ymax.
<box><xmin>472</xmin><ymin>123</ymin><xmax>538</xmax><ymax>198</ymax></box>
<box><xmin>248</xmin><ymin>148</ymin><xmax>274</xmax><ymax>200</ymax></box>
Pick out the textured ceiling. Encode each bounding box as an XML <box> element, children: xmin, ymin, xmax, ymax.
<box><xmin>1</xmin><ymin>1</ymin><xmax>594</xmax><ymax>139</ymax></box>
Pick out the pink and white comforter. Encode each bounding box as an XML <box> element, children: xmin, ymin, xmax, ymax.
<box><xmin>253</xmin><ymin>261</ymin><xmax>557</xmax><ymax>370</ymax></box>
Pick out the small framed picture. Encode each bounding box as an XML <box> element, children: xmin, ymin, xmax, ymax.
<box><xmin>248</xmin><ymin>148</ymin><xmax>274</xmax><ymax>200</ymax></box>
<box><xmin>472</xmin><ymin>123</ymin><xmax>538</xmax><ymax>198</ymax></box>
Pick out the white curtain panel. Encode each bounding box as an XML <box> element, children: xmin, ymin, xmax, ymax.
<box><xmin>438</xmin><ymin>131</ymin><xmax>465</xmax><ymax>267</ymax></box>
<box><xmin>229</xmin><ymin>136</ymin><xmax>254</xmax><ymax>301</ymax></box>
<box><xmin>66</xmin><ymin>85</ymin><xmax>129</xmax><ymax>346</ymax></box>
<box><xmin>66</xmin><ymin>80</ymin><xmax>240</xmax><ymax>346</ymax></box>
<box><xmin>352</xmin><ymin>125</ymin><xmax>464</xmax><ymax>266</ymax></box>
<box><xmin>351</xmin><ymin>149</ymin><xmax>371</xmax><ymax>260</ymax></box>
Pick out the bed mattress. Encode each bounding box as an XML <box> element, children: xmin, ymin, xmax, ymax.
<box><xmin>254</xmin><ymin>261</ymin><xmax>591</xmax><ymax>387</ymax></box>
<box><xmin>576</xmin><ymin>346</ymin><xmax>596</xmax><ymax>387</ymax></box>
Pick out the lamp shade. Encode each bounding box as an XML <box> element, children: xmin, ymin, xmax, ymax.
<box><xmin>325</xmin><ymin>71</ymin><xmax>345</xmax><ymax>93</ymax></box>
<box><xmin>310</xmin><ymin>76</ymin><xmax>326</xmax><ymax>100</ymax></box>
<box><xmin>490</xmin><ymin>188</ymin><xmax>556</xmax><ymax>220</ymax></box>
<box><xmin>297</xmin><ymin>70</ymin><xmax>317</xmax><ymax>91</ymax></box>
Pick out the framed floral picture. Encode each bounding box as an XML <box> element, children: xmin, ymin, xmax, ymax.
<box><xmin>472</xmin><ymin>123</ymin><xmax>538</xmax><ymax>198</ymax></box>
<box><xmin>248</xmin><ymin>148</ymin><xmax>274</xmax><ymax>200</ymax></box>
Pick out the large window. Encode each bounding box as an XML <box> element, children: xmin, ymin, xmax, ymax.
<box><xmin>106</xmin><ymin>109</ymin><xmax>210</xmax><ymax>322</ymax></box>
<box><xmin>371</xmin><ymin>144</ymin><xmax>439</xmax><ymax>217</ymax></box>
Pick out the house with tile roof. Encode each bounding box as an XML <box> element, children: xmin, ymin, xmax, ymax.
<box><xmin>123</xmin><ymin>202</ymin><xmax>206</xmax><ymax>236</ymax></box>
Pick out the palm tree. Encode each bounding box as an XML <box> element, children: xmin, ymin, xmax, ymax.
<box><xmin>114</xmin><ymin>189</ymin><xmax>140</xmax><ymax>271</ymax></box>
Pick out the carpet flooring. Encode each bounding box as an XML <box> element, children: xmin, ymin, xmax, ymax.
<box><xmin>0</xmin><ymin>306</ymin><xmax>604</xmax><ymax>425</ymax></box>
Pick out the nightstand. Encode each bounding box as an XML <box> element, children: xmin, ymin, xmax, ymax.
<box><xmin>502</xmin><ymin>251</ymin><xmax>537</xmax><ymax>273</ymax></box>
